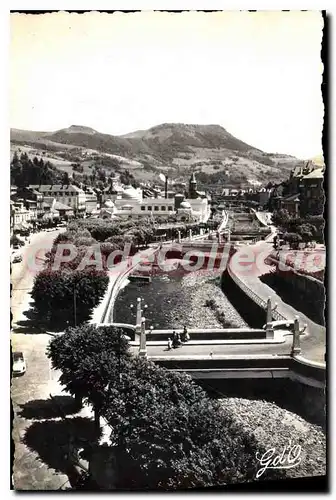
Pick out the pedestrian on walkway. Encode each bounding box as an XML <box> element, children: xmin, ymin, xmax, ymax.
<box><xmin>182</xmin><ymin>325</ymin><xmax>189</xmax><ymax>342</ymax></box>
<box><xmin>172</xmin><ymin>331</ymin><xmax>178</xmax><ymax>349</ymax></box>
<box><xmin>177</xmin><ymin>332</ymin><xmax>182</xmax><ymax>346</ymax></box>
<box><xmin>167</xmin><ymin>337</ymin><xmax>172</xmax><ymax>350</ymax></box>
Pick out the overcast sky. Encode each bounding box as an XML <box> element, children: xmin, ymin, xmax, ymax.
<box><xmin>10</xmin><ymin>11</ymin><xmax>323</xmax><ymax>159</ymax></box>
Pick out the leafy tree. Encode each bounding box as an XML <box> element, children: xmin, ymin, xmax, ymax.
<box><xmin>62</xmin><ymin>171</ymin><xmax>70</xmax><ymax>185</ymax></box>
<box><xmin>297</xmin><ymin>223</ymin><xmax>316</xmax><ymax>245</ymax></box>
<box><xmin>73</xmin><ymin>236</ymin><xmax>98</xmax><ymax>248</ymax></box>
<box><xmin>271</xmin><ymin>209</ymin><xmax>291</xmax><ymax>228</ymax></box>
<box><xmin>10</xmin><ymin>234</ymin><xmax>24</xmax><ymax>247</ymax></box>
<box><xmin>106</xmin><ymin>234</ymin><xmax>136</xmax><ymax>251</ymax></box>
<box><xmin>283</xmin><ymin>232</ymin><xmax>302</xmax><ymax>250</ymax></box>
<box><xmin>97</xmin><ymin>168</ymin><xmax>107</xmax><ymax>183</ymax></box>
<box><xmin>32</xmin><ymin>268</ymin><xmax>109</xmax><ymax>327</ymax></box>
<box><xmin>47</xmin><ymin>325</ymin><xmax>284</xmax><ymax>490</ymax></box>
<box><xmin>53</xmin><ymin>230</ymin><xmax>77</xmax><ymax>245</ymax></box>
<box><xmin>47</xmin><ymin>325</ymin><xmax>131</xmax><ymax>428</ymax></box>
<box><xmin>11</xmin><ymin>152</ymin><xmax>59</xmax><ymax>186</ymax></box>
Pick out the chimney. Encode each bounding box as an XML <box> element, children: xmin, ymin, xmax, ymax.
<box><xmin>165</xmin><ymin>176</ymin><xmax>168</xmax><ymax>199</ymax></box>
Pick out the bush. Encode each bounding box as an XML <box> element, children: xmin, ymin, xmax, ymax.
<box><xmin>204</xmin><ymin>298</ymin><xmax>233</xmax><ymax>327</ymax></box>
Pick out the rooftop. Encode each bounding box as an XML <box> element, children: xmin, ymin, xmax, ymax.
<box><xmin>29</xmin><ymin>184</ymin><xmax>84</xmax><ymax>193</ymax></box>
<box><xmin>282</xmin><ymin>193</ymin><xmax>301</xmax><ymax>202</ymax></box>
<box><xmin>302</xmin><ymin>169</ymin><xmax>324</xmax><ymax>180</ymax></box>
<box><xmin>53</xmin><ymin>201</ymin><xmax>73</xmax><ymax>211</ymax></box>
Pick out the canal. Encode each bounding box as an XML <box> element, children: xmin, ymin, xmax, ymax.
<box><xmin>113</xmin><ymin>258</ymin><xmax>247</xmax><ymax>329</ymax></box>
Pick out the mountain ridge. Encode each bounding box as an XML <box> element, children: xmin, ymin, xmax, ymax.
<box><xmin>10</xmin><ymin>122</ymin><xmax>305</xmax><ymax>185</ymax></box>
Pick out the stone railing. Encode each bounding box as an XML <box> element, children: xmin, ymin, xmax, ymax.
<box><xmin>105</xmin><ymin>248</ymin><xmax>160</xmax><ymax>324</ymax></box>
<box><xmin>91</xmin><ymin>247</ymin><xmax>159</xmax><ymax>325</ymax></box>
<box><xmin>217</xmin><ymin>211</ymin><xmax>229</xmax><ymax>232</ymax></box>
<box><xmin>102</xmin><ymin>259</ymin><xmax>136</xmax><ymax>324</ymax></box>
<box><xmin>291</xmin><ymin>354</ymin><xmax>326</xmax><ymax>386</ymax></box>
<box><xmin>251</xmin><ymin>209</ymin><xmax>271</xmax><ymax>227</ymax></box>
<box><xmin>227</xmin><ymin>257</ymin><xmax>287</xmax><ymax>322</ymax></box>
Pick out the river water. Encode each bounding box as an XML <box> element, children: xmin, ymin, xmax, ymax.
<box><xmin>114</xmin><ymin>259</ymin><xmax>247</xmax><ymax>330</ymax></box>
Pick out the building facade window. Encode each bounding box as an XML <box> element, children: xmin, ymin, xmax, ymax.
<box><xmin>161</xmin><ymin>206</ymin><xmax>166</xmax><ymax>211</ymax></box>
<box><xmin>154</xmin><ymin>206</ymin><xmax>159</xmax><ymax>211</ymax></box>
<box><xmin>147</xmin><ymin>206</ymin><xmax>152</xmax><ymax>211</ymax></box>
<box><xmin>168</xmin><ymin>206</ymin><xmax>173</xmax><ymax>211</ymax></box>
<box><xmin>141</xmin><ymin>206</ymin><xmax>146</xmax><ymax>211</ymax></box>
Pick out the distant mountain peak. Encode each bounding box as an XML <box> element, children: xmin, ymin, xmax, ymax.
<box><xmin>64</xmin><ymin>125</ymin><xmax>98</xmax><ymax>135</ymax></box>
<box><xmin>10</xmin><ymin>122</ymin><xmax>303</xmax><ymax>186</ymax></box>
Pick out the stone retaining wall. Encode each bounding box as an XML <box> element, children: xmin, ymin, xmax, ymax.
<box><xmin>266</xmin><ymin>267</ymin><xmax>325</xmax><ymax>325</ymax></box>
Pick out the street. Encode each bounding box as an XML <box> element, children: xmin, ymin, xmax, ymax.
<box><xmin>233</xmin><ymin>235</ymin><xmax>326</xmax><ymax>363</ymax></box>
<box><xmin>11</xmin><ymin>229</ymin><xmax>64</xmax><ymax>327</ymax></box>
<box><xmin>11</xmin><ymin>229</ymin><xmax>80</xmax><ymax>490</ymax></box>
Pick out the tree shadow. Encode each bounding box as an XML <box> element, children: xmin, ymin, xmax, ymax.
<box><xmin>12</xmin><ymin>307</ymin><xmax>70</xmax><ymax>334</ymax></box>
<box><xmin>12</xmin><ymin>319</ymin><xmax>45</xmax><ymax>334</ymax></box>
<box><xmin>23</xmin><ymin>417</ymin><xmax>99</xmax><ymax>479</ymax></box>
<box><xmin>19</xmin><ymin>396</ymin><xmax>81</xmax><ymax>420</ymax></box>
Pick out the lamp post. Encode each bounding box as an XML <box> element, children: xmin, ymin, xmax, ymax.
<box><xmin>291</xmin><ymin>317</ymin><xmax>306</xmax><ymax>356</ymax></box>
<box><xmin>130</xmin><ymin>297</ymin><xmax>148</xmax><ymax>343</ymax></box>
<box><xmin>265</xmin><ymin>297</ymin><xmax>277</xmax><ymax>339</ymax></box>
<box><xmin>73</xmin><ymin>284</ymin><xmax>77</xmax><ymax>327</ymax></box>
<box><xmin>139</xmin><ymin>316</ymin><xmax>147</xmax><ymax>358</ymax></box>
<box><xmin>291</xmin><ymin>316</ymin><xmax>301</xmax><ymax>356</ymax></box>
<box><xmin>266</xmin><ymin>297</ymin><xmax>277</xmax><ymax>324</ymax></box>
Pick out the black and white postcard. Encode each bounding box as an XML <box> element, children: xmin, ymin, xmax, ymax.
<box><xmin>10</xmin><ymin>9</ymin><xmax>327</xmax><ymax>492</ymax></box>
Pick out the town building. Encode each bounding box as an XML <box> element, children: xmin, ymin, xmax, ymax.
<box><xmin>42</xmin><ymin>197</ymin><xmax>74</xmax><ymax>218</ymax></box>
<box><xmin>83</xmin><ymin>187</ymin><xmax>98</xmax><ymax>213</ymax></box>
<box><xmin>279</xmin><ymin>193</ymin><xmax>301</xmax><ymax>217</ymax></box>
<box><xmin>267</xmin><ymin>161</ymin><xmax>325</xmax><ymax>217</ymax></box>
<box><xmin>299</xmin><ymin>168</ymin><xmax>325</xmax><ymax>217</ymax></box>
<box><xmin>99</xmin><ymin>174</ymin><xmax>211</xmax><ymax>223</ymax></box>
<box><xmin>11</xmin><ymin>200</ymin><xmax>37</xmax><ymax>228</ymax></box>
<box><xmin>11</xmin><ymin>186</ymin><xmax>45</xmax><ymax>217</ymax></box>
<box><xmin>29</xmin><ymin>184</ymin><xmax>86</xmax><ymax>214</ymax></box>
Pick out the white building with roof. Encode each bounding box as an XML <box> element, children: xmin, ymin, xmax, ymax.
<box><xmin>11</xmin><ymin>200</ymin><xmax>36</xmax><ymax>227</ymax></box>
<box><xmin>29</xmin><ymin>184</ymin><xmax>86</xmax><ymax>214</ymax></box>
<box><xmin>108</xmin><ymin>174</ymin><xmax>210</xmax><ymax>222</ymax></box>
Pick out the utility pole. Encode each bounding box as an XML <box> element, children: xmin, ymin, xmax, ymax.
<box><xmin>73</xmin><ymin>287</ymin><xmax>77</xmax><ymax>327</ymax></box>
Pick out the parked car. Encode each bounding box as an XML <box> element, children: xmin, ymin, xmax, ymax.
<box><xmin>12</xmin><ymin>351</ymin><xmax>26</xmax><ymax>376</ymax></box>
<box><xmin>13</xmin><ymin>255</ymin><xmax>22</xmax><ymax>264</ymax></box>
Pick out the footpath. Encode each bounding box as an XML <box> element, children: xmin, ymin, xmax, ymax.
<box><xmin>230</xmin><ymin>228</ymin><xmax>325</xmax><ymax>363</ymax></box>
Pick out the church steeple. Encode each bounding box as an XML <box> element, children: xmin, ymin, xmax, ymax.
<box><xmin>189</xmin><ymin>172</ymin><xmax>197</xmax><ymax>199</ymax></box>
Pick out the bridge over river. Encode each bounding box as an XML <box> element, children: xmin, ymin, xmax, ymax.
<box><xmin>91</xmin><ymin>211</ymin><xmax>325</xmax><ymax>389</ymax></box>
